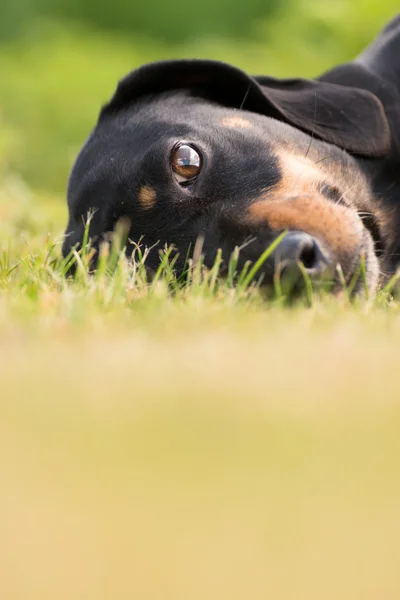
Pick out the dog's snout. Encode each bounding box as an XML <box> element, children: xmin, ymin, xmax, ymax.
<box><xmin>275</xmin><ymin>231</ymin><xmax>328</xmax><ymax>272</ymax></box>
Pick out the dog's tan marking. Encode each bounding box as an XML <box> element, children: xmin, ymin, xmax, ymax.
<box><xmin>269</xmin><ymin>151</ymin><xmax>328</xmax><ymax>198</ymax></box>
<box><xmin>220</xmin><ymin>116</ymin><xmax>252</xmax><ymax>129</ymax></box>
<box><xmin>249</xmin><ymin>195</ymin><xmax>361</xmax><ymax>257</ymax></box>
<box><xmin>281</xmin><ymin>153</ymin><xmax>325</xmax><ymax>190</ymax></box>
<box><xmin>248</xmin><ymin>150</ymin><xmax>365</xmax><ymax>262</ymax></box>
<box><xmin>138</xmin><ymin>185</ymin><xmax>157</xmax><ymax>210</ymax></box>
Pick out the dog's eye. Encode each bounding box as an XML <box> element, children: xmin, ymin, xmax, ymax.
<box><xmin>171</xmin><ymin>144</ymin><xmax>202</xmax><ymax>186</ymax></box>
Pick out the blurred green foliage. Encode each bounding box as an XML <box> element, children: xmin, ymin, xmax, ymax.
<box><xmin>0</xmin><ymin>0</ymin><xmax>398</xmax><ymax>195</ymax></box>
<box><xmin>3</xmin><ymin>0</ymin><xmax>285</xmax><ymax>42</ymax></box>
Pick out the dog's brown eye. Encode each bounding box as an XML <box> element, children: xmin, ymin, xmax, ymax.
<box><xmin>171</xmin><ymin>144</ymin><xmax>202</xmax><ymax>186</ymax></box>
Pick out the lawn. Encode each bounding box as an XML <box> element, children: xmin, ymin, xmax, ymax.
<box><xmin>1</xmin><ymin>3</ymin><xmax>400</xmax><ymax>598</ymax></box>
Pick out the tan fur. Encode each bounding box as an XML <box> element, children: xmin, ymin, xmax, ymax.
<box><xmin>220</xmin><ymin>116</ymin><xmax>252</xmax><ymax>129</ymax></box>
<box><xmin>138</xmin><ymin>185</ymin><xmax>157</xmax><ymax>210</ymax></box>
<box><xmin>265</xmin><ymin>151</ymin><xmax>339</xmax><ymax>199</ymax></box>
<box><xmin>249</xmin><ymin>195</ymin><xmax>362</xmax><ymax>259</ymax></box>
<box><xmin>248</xmin><ymin>150</ymin><xmax>369</xmax><ymax>268</ymax></box>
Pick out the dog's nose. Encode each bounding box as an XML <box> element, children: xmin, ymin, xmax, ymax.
<box><xmin>274</xmin><ymin>231</ymin><xmax>328</xmax><ymax>272</ymax></box>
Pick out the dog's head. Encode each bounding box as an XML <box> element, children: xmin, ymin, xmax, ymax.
<box><xmin>64</xmin><ymin>59</ymin><xmax>392</xmax><ymax>293</ymax></box>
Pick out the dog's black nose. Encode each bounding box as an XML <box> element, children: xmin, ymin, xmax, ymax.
<box><xmin>274</xmin><ymin>231</ymin><xmax>328</xmax><ymax>272</ymax></box>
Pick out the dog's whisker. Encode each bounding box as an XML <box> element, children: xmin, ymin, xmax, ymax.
<box><xmin>304</xmin><ymin>91</ymin><xmax>317</xmax><ymax>160</ymax></box>
<box><xmin>239</xmin><ymin>84</ymin><xmax>251</xmax><ymax>110</ymax></box>
<box><xmin>314</xmin><ymin>155</ymin><xmax>332</xmax><ymax>165</ymax></box>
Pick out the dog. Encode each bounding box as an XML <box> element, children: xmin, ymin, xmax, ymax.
<box><xmin>63</xmin><ymin>15</ymin><xmax>400</xmax><ymax>294</ymax></box>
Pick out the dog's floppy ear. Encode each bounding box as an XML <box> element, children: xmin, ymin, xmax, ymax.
<box><xmin>100</xmin><ymin>59</ymin><xmax>390</xmax><ymax>157</ymax></box>
<box><xmin>254</xmin><ymin>75</ymin><xmax>391</xmax><ymax>156</ymax></box>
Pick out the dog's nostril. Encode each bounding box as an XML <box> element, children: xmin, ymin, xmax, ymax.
<box><xmin>298</xmin><ymin>239</ymin><xmax>317</xmax><ymax>269</ymax></box>
<box><xmin>275</xmin><ymin>231</ymin><xmax>324</xmax><ymax>271</ymax></box>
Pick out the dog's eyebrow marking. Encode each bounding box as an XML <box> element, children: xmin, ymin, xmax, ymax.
<box><xmin>138</xmin><ymin>185</ymin><xmax>157</xmax><ymax>210</ymax></box>
<box><xmin>220</xmin><ymin>116</ymin><xmax>252</xmax><ymax>129</ymax></box>
<box><xmin>279</xmin><ymin>151</ymin><xmax>325</xmax><ymax>192</ymax></box>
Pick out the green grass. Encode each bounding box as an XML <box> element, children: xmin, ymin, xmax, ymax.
<box><xmin>2</xmin><ymin>3</ymin><xmax>400</xmax><ymax>597</ymax></box>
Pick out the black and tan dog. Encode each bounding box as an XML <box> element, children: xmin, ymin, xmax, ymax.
<box><xmin>63</xmin><ymin>15</ymin><xmax>400</xmax><ymax>294</ymax></box>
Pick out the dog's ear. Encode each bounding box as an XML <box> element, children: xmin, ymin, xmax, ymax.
<box><xmin>254</xmin><ymin>75</ymin><xmax>391</xmax><ymax>157</ymax></box>
<box><xmin>100</xmin><ymin>59</ymin><xmax>390</xmax><ymax>157</ymax></box>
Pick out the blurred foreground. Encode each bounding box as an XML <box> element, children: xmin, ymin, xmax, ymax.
<box><xmin>2</xmin><ymin>312</ymin><xmax>400</xmax><ymax>599</ymax></box>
